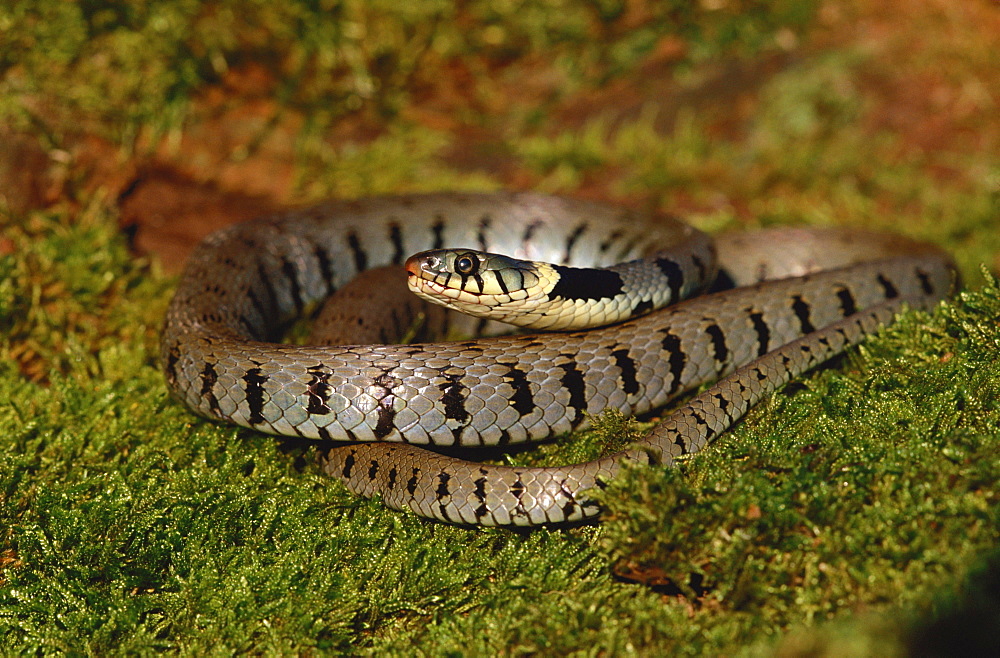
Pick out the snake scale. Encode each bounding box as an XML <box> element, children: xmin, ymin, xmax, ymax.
<box><xmin>162</xmin><ymin>191</ymin><xmax>955</xmax><ymax>526</ymax></box>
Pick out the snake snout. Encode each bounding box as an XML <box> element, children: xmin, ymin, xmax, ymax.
<box><xmin>405</xmin><ymin>252</ymin><xmax>447</xmax><ymax>280</ymax></box>
<box><xmin>404</xmin><ymin>255</ymin><xmax>423</xmax><ymax>278</ymax></box>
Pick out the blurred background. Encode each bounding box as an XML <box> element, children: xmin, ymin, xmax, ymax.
<box><xmin>2</xmin><ymin>0</ymin><xmax>996</xmax><ymax>273</ymax></box>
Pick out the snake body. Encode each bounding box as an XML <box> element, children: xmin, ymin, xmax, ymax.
<box><xmin>161</xmin><ymin>191</ymin><xmax>955</xmax><ymax>526</ymax></box>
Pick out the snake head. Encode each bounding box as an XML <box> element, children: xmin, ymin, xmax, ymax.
<box><xmin>405</xmin><ymin>249</ymin><xmax>548</xmax><ymax>324</ymax></box>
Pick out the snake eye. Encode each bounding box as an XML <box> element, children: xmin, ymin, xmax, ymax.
<box><xmin>454</xmin><ymin>253</ymin><xmax>480</xmax><ymax>276</ymax></box>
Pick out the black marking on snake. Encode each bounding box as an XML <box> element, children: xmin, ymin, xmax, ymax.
<box><xmin>280</xmin><ymin>256</ymin><xmax>304</xmax><ymax>314</ymax></box>
<box><xmin>477</xmin><ymin>214</ymin><xmax>492</xmax><ymax>251</ymax></box>
<box><xmin>711</xmin><ymin>269</ymin><xmax>737</xmax><ymax>292</ymax></box>
<box><xmin>473</xmin><ymin>477</ymin><xmax>487</xmax><ymax>504</ymax></box>
<box><xmin>373</xmin><ymin>371</ymin><xmax>401</xmax><ymax>439</ymax></box>
<box><xmin>316</xmin><ymin>426</ymin><xmax>332</xmax><ymax>441</ymax></box>
<box><xmin>611</xmin><ymin>348</ymin><xmax>639</xmax><ymax>395</ymax></box>
<box><xmin>654</xmin><ymin>257</ymin><xmax>685</xmax><ymax>302</ymax></box>
<box><xmin>692</xmin><ymin>253</ymin><xmax>708</xmax><ymax>284</ymax></box>
<box><xmin>877</xmin><ymin>273</ymin><xmax>899</xmax><ymax>299</ymax></box>
<box><xmin>257</xmin><ymin>263</ymin><xmax>279</xmax><ymax>312</ymax></box>
<box><xmin>306</xmin><ymin>366</ymin><xmax>333</xmax><ymax>415</ymax></box>
<box><xmin>346</xmin><ymin>231</ymin><xmax>368</xmax><ymax>273</ymax></box>
<box><xmin>439</xmin><ymin>374</ymin><xmax>469</xmax><ymax>424</ymax></box>
<box><xmin>242</xmin><ymin>367</ymin><xmax>269</xmax><ymax>425</ymax></box>
<box><xmin>368</xmin><ymin>460</ymin><xmax>379</xmax><ymax>480</ymax></box>
<box><xmin>691</xmin><ymin>410</ymin><xmax>708</xmax><ymax>427</ymax></box>
<box><xmin>237</xmin><ymin>314</ymin><xmax>256</xmax><ymax>337</ymax></box>
<box><xmin>713</xmin><ymin>392</ymin><xmax>730</xmax><ymax>413</ymax></box>
<box><xmin>165</xmin><ymin>344</ymin><xmax>180</xmax><ymax>385</ymax></box>
<box><xmin>560</xmin><ymin>480</ymin><xmax>578</xmax><ymax>518</ymax></box>
<box><xmin>836</xmin><ymin>286</ymin><xmax>858</xmax><ymax>317</ymax></box>
<box><xmin>342</xmin><ymin>452</ymin><xmax>356</xmax><ymax>479</ymax></box>
<box><xmin>599</xmin><ymin>229</ymin><xmax>624</xmax><ymax>254</ymax></box>
<box><xmin>660</xmin><ymin>331</ymin><xmax>687</xmax><ymax>396</ymax></box>
<box><xmin>502</xmin><ymin>363</ymin><xmax>535</xmax><ymax>416</ymax></box>
<box><xmin>406</xmin><ymin>469</ymin><xmax>420</xmax><ymax>496</ymax></box>
<box><xmin>386</xmin><ymin>467</ymin><xmax>397</xmax><ymax>490</ymax></box>
<box><xmin>199</xmin><ymin>362</ymin><xmax>221</xmax><ymax>414</ymax></box>
<box><xmin>631</xmin><ymin>299</ymin><xmax>653</xmax><ymax>317</ymax></box>
<box><xmin>235</xmin><ymin>235</ymin><xmax>257</xmax><ymax>254</ymax></box>
<box><xmin>438</xmin><ymin>503</ymin><xmax>453</xmax><ymax>523</ymax></box>
<box><xmin>556</xmin><ymin>360</ymin><xmax>587</xmax><ymax>426</ymax></box>
<box><xmin>561</xmin><ymin>222</ymin><xmax>588</xmax><ymax>263</ymax></box>
<box><xmin>492</xmin><ymin>269</ymin><xmax>510</xmax><ymax>296</ymax></box>
<box><xmin>916</xmin><ymin>268</ymin><xmax>934</xmax><ymax>295</ymax></box>
<box><xmin>521</xmin><ymin>219</ymin><xmax>544</xmax><ymax>246</ymax></box>
<box><xmin>374</xmin><ymin>406</ymin><xmax>395</xmax><ymax>439</ymax></box>
<box><xmin>704</xmin><ymin>322</ymin><xmax>729</xmax><ymax>367</ymax></box>
<box><xmin>548</xmin><ymin>264</ymin><xmax>624</xmax><ymax>301</ymax></box>
<box><xmin>246</xmin><ymin>288</ymin><xmax>268</xmax><ymax>326</ymax></box>
<box><xmin>618</xmin><ymin>234</ymin><xmax>644</xmax><ymax>260</ymax></box>
<box><xmin>748</xmin><ymin>310</ymin><xmax>770</xmax><ymax>357</ymax></box>
<box><xmin>436</xmin><ymin>472</ymin><xmax>452</xmax><ymax>499</ymax></box>
<box><xmin>388</xmin><ymin>221</ymin><xmax>404</xmax><ymax>265</ymax></box>
<box><xmin>312</xmin><ymin>244</ymin><xmax>334</xmax><ymax>294</ymax></box>
<box><xmin>473</xmin><ymin>477</ymin><xmax>488</xmax><ymax>519</ymax></box>
<box><xmin>791</xmin><ymin>295</ymin><xmax>815</xmax><ymax>333</ymax></box>
<box><xmin>431</xmin><ymin>215</ymin><xmax>446</xmax><ymax>249</ymax></box>
<box><xmin>510</xmin><ymin>477</ymin><xmax>526</xmax><ymax>514</ymax></box>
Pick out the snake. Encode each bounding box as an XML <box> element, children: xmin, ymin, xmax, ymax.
<box><xmin>161</xmin><ymin>191</ymin><xmax>955</xmax><ymax>526</ymax></box>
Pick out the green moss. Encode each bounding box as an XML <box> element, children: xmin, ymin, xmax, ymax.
<box><xmin>594</xmin><ymin>278</ymin><xmax>1000</xmax><ymax>650</ymax></box>
<box><xmin>1</xmin><ymin>0</ymin><xmax>816</xmax><ymax>152</ymax></box>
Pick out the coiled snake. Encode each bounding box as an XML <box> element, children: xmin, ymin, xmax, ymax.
<box><xmin>161</xmin><ymin>192</ymin><xmax>955</xmax><ymax>526</ymax></box>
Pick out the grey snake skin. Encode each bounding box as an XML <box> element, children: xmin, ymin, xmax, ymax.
<box><xmin>161</xmin><ymin>191</ymin><xmax>955</xmax><ymax>525</ymax></box>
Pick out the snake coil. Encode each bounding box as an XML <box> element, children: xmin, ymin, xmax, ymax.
<box><xmin>162</xmin><ymin>192</ymin><xmax>954</xmax><ymax>525</ymax></box>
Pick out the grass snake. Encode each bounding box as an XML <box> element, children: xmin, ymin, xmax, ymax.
<box><xmin>161</xmin><ymin>191</ymin><xmax>955</xmax><ymax>526</ymax></box>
